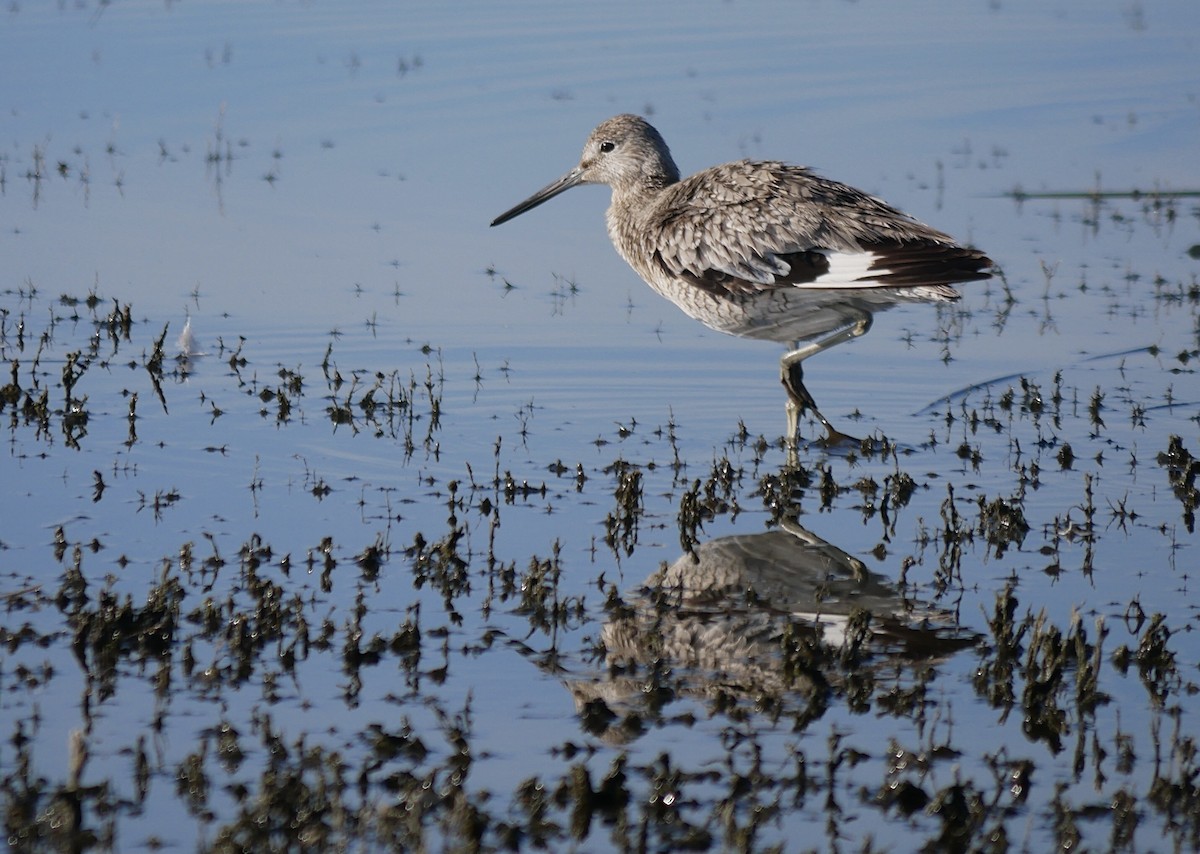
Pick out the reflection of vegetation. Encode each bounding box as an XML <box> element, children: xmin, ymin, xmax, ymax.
<box><xmin>0</xmin><ymin>296</ymin><xmax>445</xmax><ymax>458</ymax></box>
<box><xmin>1158</xmin><ymin>435</ymin><xmax>1199</xmax><ymax>533</ymax></box>
<box><xmin>3</xmin><ymin>271</ymin><xmax>1200</xmax><ymax>852</ymax></box>
<box><xmin>8</xmin><ymin>541</ymin><xmax>1188</xmax><ymax>851</ymax></box>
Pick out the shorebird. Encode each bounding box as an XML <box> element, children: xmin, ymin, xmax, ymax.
<box><xmin>491</xmin><ymin>114</ymin><xmax>992</xmax><ymax>443</ymax></box>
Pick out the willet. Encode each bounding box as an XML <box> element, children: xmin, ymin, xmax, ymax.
<box><xmin>491</xmin><ymin>114</ymin><xmax>992</xmax><ymax>442</ymax></box>
<box><xmin>570</xmin><ymin>516</ymin><xmax>973</xmax><ymax>734</ymax></box>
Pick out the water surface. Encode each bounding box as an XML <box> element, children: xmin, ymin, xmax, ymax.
<box><xmin>2</xmin><ymin>1</ymin><xmax>1199</xmax><ymax>850</ymax></box>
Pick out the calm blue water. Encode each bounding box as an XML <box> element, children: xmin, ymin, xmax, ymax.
<box><xmin>2</xmin><ymin>1</ymin><xmax>1199</xmax><ymax>850</ymax></box>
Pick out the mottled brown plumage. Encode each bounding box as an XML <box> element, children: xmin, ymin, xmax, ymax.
<box><xmin>491</xmin><ymin>114</ymin><xmax>993</xmax><ymax>443</ymax></box>
<box><xmin>493</xmin><ymin>114</ymin><xmax>990</xmax><ymax>297</ymax></box>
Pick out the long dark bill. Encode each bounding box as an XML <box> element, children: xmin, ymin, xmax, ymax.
<box><xmin>490</xmin><ymin>167</ymin><xmax>585</xmax><ymax>227</ymax></box>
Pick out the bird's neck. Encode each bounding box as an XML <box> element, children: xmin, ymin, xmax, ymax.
<box><xmin>613</xmin><ymin>169</ymin><xmax>677</xmax><ymax>204</ymax></box>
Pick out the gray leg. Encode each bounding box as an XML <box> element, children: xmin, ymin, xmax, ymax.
<box><xmin>780</xmin><ymin>313</ymin><xmax>873</xmax><ymax>443</ymax></box>
<box><xmin>780</xmin><ymin>515</ymin><xmax>867</xmax><ymax>581</ymax></box>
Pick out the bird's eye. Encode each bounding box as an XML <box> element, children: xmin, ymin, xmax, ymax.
<box><xmin>599</xmin><ymin>140</ymin><xmax>616</xmax><ymax>153</ymax></box>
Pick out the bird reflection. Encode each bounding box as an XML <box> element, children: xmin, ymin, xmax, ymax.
<box><xmin>569</xmin><ymin>517</ymin><xmax>976</xmax><ymax>740</ymax></box>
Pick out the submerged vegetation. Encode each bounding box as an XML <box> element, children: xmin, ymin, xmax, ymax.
<box><xmin>2</xmin><ymin>251</ymin><xmax>1198</xmax><ymax>850</ymax></box>
<box><xmin>2</xmin><ymin>2</ymin><xmax>1199</xmax><ymax>850</ymax></box>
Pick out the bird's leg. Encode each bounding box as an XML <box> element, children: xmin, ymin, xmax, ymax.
<box><xmin>779</xmin><ymin>515</ymin><xmax>867</xmax><ymax>581</ymax></box>
<box><xmin>780</xmin><ymin>313</ymin><xmax>873</xmax><ymax>444</ymax></box>
<box><xmin>783</xmin><ymin>362</ymin><xmax>836</xmax><ymax>440</ymax></box>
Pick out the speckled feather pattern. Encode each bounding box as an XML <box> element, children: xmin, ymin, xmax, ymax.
<box><xmin>492</xmin><ymin>113</ymin><xmax>991</xmax><ymax>310</ymax></box>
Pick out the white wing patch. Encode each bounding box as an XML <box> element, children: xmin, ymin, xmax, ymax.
<box><xmin>802</xmin><ymin>250</ymin><xmax>890</xmax><ymax>289</ymax></box>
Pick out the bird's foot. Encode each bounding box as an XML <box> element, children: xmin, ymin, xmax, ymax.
<box><xmin>782</xmin><ymin>362</ymin><xmax>857</xmax><ymax>449</ymax></box>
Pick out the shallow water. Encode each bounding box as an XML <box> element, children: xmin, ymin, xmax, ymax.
<box><xmin>2</xmin><ymin>1</ymin><xmax>1199</xmax><ymax>851</ymax></box>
